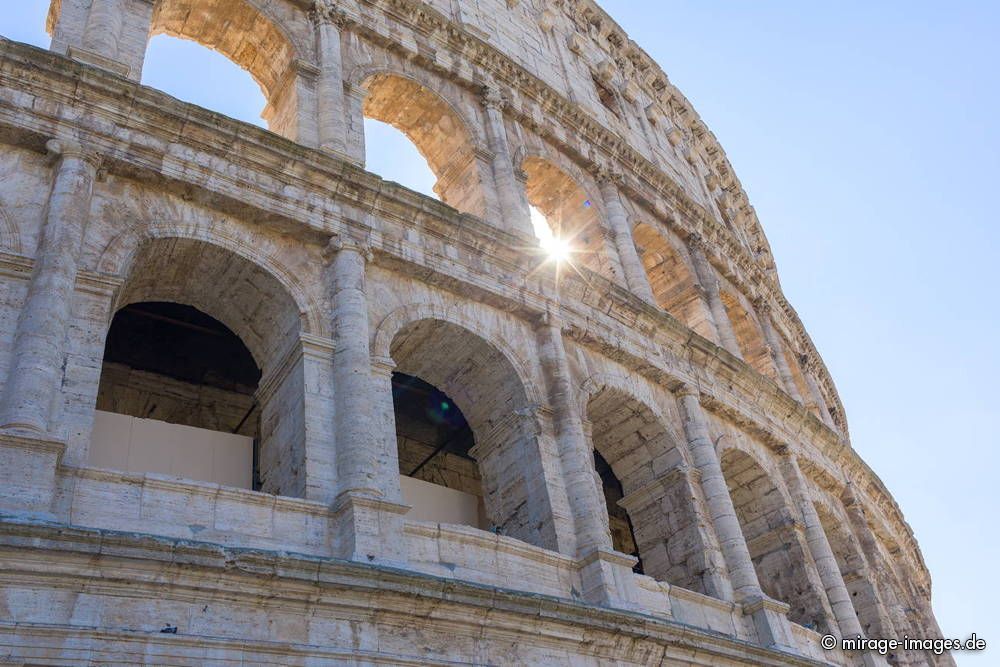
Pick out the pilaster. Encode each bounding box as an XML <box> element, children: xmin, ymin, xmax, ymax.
<box><xmin>594</xmin><ymin>172</ymin><xmax>656</xmax><ymax>305</ymax></box>
<box><xmin>687</xmin><ymin>234</ymin><xmax>743</xmax><ymax>358</ymax></box>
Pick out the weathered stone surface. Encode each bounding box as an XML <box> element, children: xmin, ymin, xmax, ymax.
<box><xmin>0</xmin><ymin>1</ymin><xmax>947</xmax><ymax>665</ymax></box>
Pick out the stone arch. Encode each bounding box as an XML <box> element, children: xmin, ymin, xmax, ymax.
<box><xmin>379</xmin><ymin>309</ymin><xmax>561</xmax><ymax>550</ymax></box>
<box><xmin>520</xmin><ymin>155</ymin><xmax>614</xmax><ymax>278</ymax></box>
<box><xmin>148</xmin><ymin>0</ymin><xmax>313</xmax><ymax>140</ymax></box>
<box><xmin>92</xmin><ymin>236</ymin><xmax>316</xmax><ymax>498</ymax></box>
<box><xmin>719</xmin><ymin>446</ymin><xmax>833</xmax><ymax>631</ymax></box>
<box><xmin>582</xmin><ymin>379</ymin><xmax>723</xmax><ymax>594</ymax></box>
<box><xmin>813</xmin><ymin>498</ymin><xmax>894</xmax><ymax>639</ymax></box>
<box><xmin>98</xmin><ymin>220</ymin><xmax>326</xmax><ymax>339</ymax></box>
<box><xmin>720</xmin><ymin>291</ymin><xmax>779</xmax><ymax>381</ymax></box>
<box><xmin>360</xmin><ymin>71</ymin><xmax>490</xmax><ymax>218</ymax></box>
<box><xmin>372</xmin><ymin>303</ymin><xmax>543</xmax><ymax>408</ymax></box>
<box><xmin>632</xmin><ymin>222</ymin><xmax>713</xmax><ymax>338</ymax></box>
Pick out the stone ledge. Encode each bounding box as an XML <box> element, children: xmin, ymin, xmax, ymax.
<box><xmin>0</xmin><ymin>517</ymin><xmax>826</xmax><ymax>666</ymax></box>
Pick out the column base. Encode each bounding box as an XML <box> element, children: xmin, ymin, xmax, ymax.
<box><xmin>742</xmin><ymin>595</ymin><xmax>797</xmax><ymax>653</ymax></box>
<box><xmin>66</xmin><ymin>46</ymin><xmax>131</xmax><ymax>78</ymax></box>
<box><xmin>0</xmin><ymin>431</ymin><xmax>64</xmax><ymax>520</ymax></box>
<box><xmin>330</xmin><ymin>492</ymin><xmax>410</xmax><ymax>567</ymax></box>
<box><xmin>577</xmin><ymin>548</ymin><xmax>643</xmax><ymax>611</ymax></box>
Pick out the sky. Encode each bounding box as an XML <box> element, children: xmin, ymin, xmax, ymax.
<box><xmin>1</xmin><ymin>2</ymin><xmax>997</xmax><ymax>663</ymax></box>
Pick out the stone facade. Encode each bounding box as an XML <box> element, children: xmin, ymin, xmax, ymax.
<box><xmin>0</xmin><ymin>0</ymin><xmax>949</xmax><ymax>665</ymax></box>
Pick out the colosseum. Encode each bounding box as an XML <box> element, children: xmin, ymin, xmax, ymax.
<box><xmin>0</xmin><ymin>0</ymin><xmax>950</xmax><ymax>665</ymax></box>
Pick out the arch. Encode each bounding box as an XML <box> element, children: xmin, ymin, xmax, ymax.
<box><xmin>114</xmin><ymin>237</ymin><xmax>301</xmax><ymax>370</ymax></box>
<box><xmin>632</xmin><ymin>222</ymin><xmax>713</xmax><ymax>338</ymax></box>
<box><xmin>97</xmin><ymin>221</ymin><xmax>326</xmax><ymax>339</ymax></box>
<box><xmin>720</xmin><ymin>292</ymin><xmax>779</xmax><ymax>381</ymax></box>
<box><xmin>813</xmin><ymin>500</ymin><xmax>894</xmax><ymax>639</ymax></box>
<box><xmin>520</xmin><ymin>156</ymin><xmax>614</xmax><ymax>279</ymax></box>
<box><xmin>583</xmin><ymin>380</ymin><xmax>722</xmax><ymax>594</ymax></box>
<box><xmin>92</xmin><ymin>301</ymin><xmax>261</xmax><ymax>489</ymax></box>
<box><xmin>719</xmin><ymin>447</ymin><xmax>833</xmax><ymax>631</ymax></box>
<box><xmin>91</xmin><ymin>236</ymin><xmax>312</xmax><ymax>497</ymax></box>
<box><xmin>361</xmin><ymin>72</ymin><xmax>489</xmax><ymax>217</ymax></box>
<box><xmin>372</xmin><ymin>303</ymin><xmax>543</xmax><ymax>408</ymax></box>
<box><xmin>382</xmin><ymin>312</ymin><xmax>560</xmax><ymax>549</ymax></box>
<box><xmin>148</xmin><ymin>0</ymin><xmax>312</xmax><ymax>140</ymax></box>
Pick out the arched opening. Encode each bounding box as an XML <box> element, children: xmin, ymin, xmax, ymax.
<box><xmin>587</xmin><ymin>387</ymin><xmax>714</xmax><ymax>592</ymax></box>
<box><xmin>362</xmin><ymin>73</ymin><xmax>487</xmax><ymax>217</ymax></box>
<box><xmin>593</xmin><ymin>448</ymin><xmax>641</xmax><ymax>571</ymax></box>
<box><xmin>88</xmin><ymin>238</ymin><xmax>308</xmax><ymax>497</ymax></box>
<box><xmin>720</xmin><ymin>448</ymin><xmax>832</xmax><ymax>631</ymax></box>
<box><xmin>720</xmin><ymin>292</ymin><xmax>779</xmax><ymax>381</ymax></box>
<box><xmin>389</xmin><ymin>318</ymin><xmax>557</xmax><ymax>548</ymax></box>
<box><xmin>522</xmin><ymin>157</ymin><xmax>612</xmax><ymax>278</ymax></box>
<box><xmin>815</xmin><ymin>503</ymin><xmax>892</xmax><ymax>640</ymax></box>
<box><xmin>142</xmin><ymin>34</ymin><xmax>266</xmax><ymax>127</ymax></box>
<box><xmin>364</xmin><ymin>118</ymin><xmax>438</xmax><ymax>199</ymax></box>
<box><xmin>92</xmin><ymin>302</ymin><xmax>261</xmax><ymax>489</ymax></box>
<box><xmin>632</xmin><ymin>223</ymin><xmax>714</xmax><ymax>338</ymax></box>
<box><xmin>393</xmin><ymin>371</ymin><xmax>485</xmax><ymax>529</ymax></box>
<box><xmin>147</xmin><ymin>0</ymin><xmax>303</xmax><ymax>140</ymax></box>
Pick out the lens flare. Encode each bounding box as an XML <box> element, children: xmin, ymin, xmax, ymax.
<box><xmin>529</xmin><ymin>205</ymin><xmax>572</xmax><ymax>263</ymax></box>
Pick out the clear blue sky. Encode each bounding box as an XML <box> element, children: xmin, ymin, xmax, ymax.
<box><xmin>2</xmin><ymin>3</ymin><xmax>997</xmax><ymax>663</ymax></box>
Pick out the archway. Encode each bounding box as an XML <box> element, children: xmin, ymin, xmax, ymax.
<box><xmin>522</xmin><ymin>157</ymin><xmax>613</xmax><ymax>279</ymax></box>
<box><xmin>632</xmin><ymin>223</ymin><xmax>714</xmax><ymax>338</ymax></box>
<box><xmin>720</xmin><ymin>292</ymin><xmax>779</xmax><ymax>381</ymax></box>
<box><xmin>388</xmin><ymin>318</ymin><xmax>558</xmax><ymax>549</ymax></box>
<box><xmin>142</xmin><ymin>34</ymin><xmax>266</xmax><ymax>127</ymax></box>
<box><xmin>815</xmin><ymin>502</ymin><xmax>894</xmax><ymax>640</ymax></box>
<box><xmin>363</xmin><ymin>73</ymin><xmax>488</xmax><ymax>217</ymax></box>
<box><xmin>147</xmin><ymin>0</ymin><xmax>305</xmax><ymax>140</ymax></box>
<box><xmin>393</xmin><ymin>371</ymin><xmax>485</xmax><ymax>529</ymax></box>
<box><xmin>586</xmin><ymin>386</ymin><xmax>714</xmax><ymax>592</ymax></box>
<box><xmin>720</xmin><ymin>448</ymin><xmax>833</xmax><ymax>631</ymax></box>
<box><xmin>92</xmin><ymin>302</ymin><xmax>261</xmax><ymax>489</ymax></box>
<box><xmin>89</xmin><ymin>238</ymin><xmax>309</xmax><ymax>497</ymax></box>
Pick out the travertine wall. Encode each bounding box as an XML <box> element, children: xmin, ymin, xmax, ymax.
<box><xmin>0</xmin><ymin>0</ymin><xmax>950</xmax><ymax>665</ymax></box>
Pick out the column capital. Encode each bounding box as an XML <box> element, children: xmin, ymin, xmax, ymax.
<box><xmin>752</xmin><ymin>295</ymin><xmax>772</xmax><ymax>317</ymax></box>
<box><xmin>799</xmin><ymin>353</ymin><xmax>819</xmax><ymax>374</ymax></box>
<box><xmin>686</xmin><ymin>232</ymin><xmax>706</xmax><ymax>251</ymax></box>
<box><xmin>324</xmin><ymin>232</ymin><xmax>373</xmax><ymax>262</ymax></box>
<box><xmin>310</xmin><ymin>1</ymin><xmax>350</xmax><ymax>28</ymax></box>
<box><xmin>46</xmin><ymin>138</ymin><xmax>101</xmax><ymax>168</ymax></box>
<box><xmin>481</xmin><ymin>85</ymin><xmax>507</xmax><ymax>111</ymax></box>
<box><xmin>675</xmin><ymin>382</ymin><xmax>702</xmax><ymax>400</ymax></box>
<box><xmin>592</xmin><ymin>165</ymin><xmax>625</xmax><ymax>190</ymax></box>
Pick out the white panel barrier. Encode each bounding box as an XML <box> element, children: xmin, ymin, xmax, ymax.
<box><xmin>400</xmin><ymin>474</ymin><xmax>488</xmax><ymax>530</ymax></box>
<box><xmin>89</xmin><ymin>410</ymin><xmax>253</xmax><ymax>489</ymax></box>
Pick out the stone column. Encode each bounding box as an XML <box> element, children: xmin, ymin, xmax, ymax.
<box><xmin>595</xmin><ymin>176</ymin><xmax>656</xmax><ymax>305</ymax></box>
<box><xmin>310</xmin><ymin>2</ymin><xmax>350</xmax><ymax>156</ymax></box>
<box><xmin>1</xmin><ymin>140</ymin><xmax>99</xmax><ymax>434</ymax></box>
<box><xmin>754</xmin><ymin>298</ymin><xmax>803</xmax><ymax>402</ymax></box>
<box><xmin>779</xmin><ymin>452</ymin><xmax>888</xmax><ymax>667</ymax></box>
<box><xmin>535</xmin><ymin>312</ymin><xmax>613</xmax><ymax>556</ymax></box>
<box><xmin>0</xmin><ymin>139</ymin><xmax>99</xmax><ymax>518</ymax></box>
<box><xmin>326</xmin><ymin>232</ymin><xmax>407</xmax><ymax>565</ymax></box>
<box><xmin>534</xmin><ymin>310</ymin><xmax>640</xmax><ymax>608</ymax></box>
<box><xmin>83</xmin><ymin>0</ymin><xmax>124</xmax><ymax>61</ymax></box>
<box><xmin>801</xmin><ymin>354</ymin><xmax>837</xmax><ymax>429</ymax></box>
<box><xmin>676</xmin><ymin>384</ymin><xmax>794</xmax><ymax>650</ymax></box>
<box><xmin>481</xmin><ymin>86</ymin><xmax>532</xmax><ymax>237</ymax></box>
<box><xmin>841</xmin><ymin>484</ymin><xmax>912</xmax><ymax>635</ymax></box>
<box><xmin>686</xmin><ymin>234</ymin><xmax>742</xmax><ymax>358</ymax></box>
